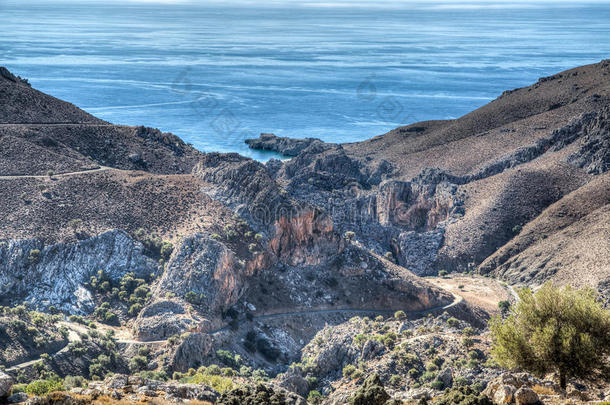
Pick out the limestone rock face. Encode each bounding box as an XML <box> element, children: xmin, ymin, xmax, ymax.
<box><xmin>0</xmin><ymin>230</ymin><xmax>156</xmax><ymax>313</ymax></box>
<box><xmin>153</xmin><ymin>234</ymin><xmax>267</xmax><ymax>313</ymax></box>
<box><xmin>277</xmin><ymin>367</ymin><xmax>310</xmax><ymax>398</ymax></box>
<box><xmin>170</xmin><ymin>332</ymin><xmax>215</xmax><ymax>372</ymax></box>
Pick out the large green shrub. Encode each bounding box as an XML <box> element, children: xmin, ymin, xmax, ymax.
<box><xmin>24</xmin><ymin>377</ymin><xmax>64</xmax><ymax>395</ymax></box>
<box><xmin>490</xmin><ymin>282</ymin><xmax>610</xmax><ymax>389</ymax></box>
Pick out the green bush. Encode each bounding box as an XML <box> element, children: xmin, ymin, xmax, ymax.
<box><xmin>462</xmin><ymin>337</ymin><xmax>474</xmax><ymax>348</ymax></box>
<box><xmin>343</xmin><ymin>364</ymin><xmax>357</xmax><ymax>378</ymax></box>
<box><xmin>185</xmin><ymin>291</ymin><xmax>206</xmax><ymax>305</ymax></box>
<box><xmin>431</xmin><ymin>385</ymin><xmax>492</xmax><ymax>405</ymax></box>
<box><xmin>420</xmin><ymin>371</ymin><xmax>437</xmax><ymax>382</ymax></box>
<box><xmin>498</xmin><ymin>300</ymin><xmax>510</xmax><ymax>312</ymax></box>
<box><xmin>462</xmin><ymin>327</ymin><xmax>475</xmax><ymax>336</ymax></box>
<box><xmin>217</xmin><ymin>349</ymin><xmax>240</xmax><ymax>368</ymax></box>
<box><xmin>128</xmin><ymin>303</ymin><xmax>143</xmax><ymax>316</ymax></box>
<box><xmin>308</xmin><ymin>390</ymin><xmax>323</xmax><ymax>404</ymax></box>
<box><xmin>349</xmin><ymin>374</ymin><xmax>389</xmax><ymax>405</ymax></box>
<box><xmin>129</xmin><ymin>355</ymin><xmax>148</xmax><ymax>372</ymax></box>
<box><xmin>183</xmin><ymin>373</ymin><xmax>234</xmax><ymax>393</ymax></box>
<box><xmin>394</xmin><ymin>310</ymin><xmax>406</xmax><ymax>320</ymax></box>
<box><xmin>137</xmin><ymin>370</ymin><xmax>169</xmax><ymax>381</ymax></box>
<box><xmin>430</xmin><ymin>380</ymin><xmax>444</xmax><ymax>390</ymax></box>
<box><xmin>25</xmin><ymin>377</ymin><xmax>64</xmax><ymax>395</ymax></box>
<box><xmin>490</xmin><ymin>282</ymin><xmax>610</xmax><ymax>389</ymax></box>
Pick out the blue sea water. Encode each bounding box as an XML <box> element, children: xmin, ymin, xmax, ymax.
<box><xmin>1</xmin><ymin>0</ymin><xmax>610</xmax><ymax>160</ymax></box>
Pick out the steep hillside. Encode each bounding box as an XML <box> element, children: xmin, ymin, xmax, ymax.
<box><xmin>0</xmin><ymin>66</ymin><xmax>452</xmax><ymax>381</ymax></box>
<box><xmin>247</xmin><ymin>59</ymin><xmax>610</xmax><ymax>292</ymax></box>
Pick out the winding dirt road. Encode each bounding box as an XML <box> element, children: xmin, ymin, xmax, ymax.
<box><xmin>0</xmin><ymin>166</ymin><xmax>113</xmax><ymax>180</ymax></box>
<box><xmin>4</xmin><ymin>293</ymin><xmax>463</xmax><ymax>371</ymax></box>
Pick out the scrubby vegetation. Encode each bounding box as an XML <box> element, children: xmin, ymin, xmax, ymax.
<box><xmin>0</xmin><ymin>306</ymin><xmax>67</xmax><ymax>365</ymax></box>
<box><xmin>87</xmin><ymin>270</ymin><xmax>154</xmax><ymax>321</ymax></box>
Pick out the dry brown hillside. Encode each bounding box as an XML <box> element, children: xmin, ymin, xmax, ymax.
<box><xmin>340</xmin><ymin>60</ymin><xmax>609</xmax><ymax>291</ymax></box>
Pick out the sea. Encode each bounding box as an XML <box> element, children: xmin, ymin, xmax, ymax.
<box><xmin>2</xmin><ymin>0</ymin><xmax>610</xmax><ymax>160</ymax></box>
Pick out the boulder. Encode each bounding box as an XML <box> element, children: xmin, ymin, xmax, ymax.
<box><xmin>0</xmin><ymin>371</ymin><xmax>14</xmax><ymax>399</ymax></box>
<box><xmin>436</xmin><ymin>368</ymin><xmax>453</xmax><ymax>389</ymax></box>
<box><xmin>493</xmin><ymin>385</ymin><xmax>516</xmax><ymax>404</ymax></box>
<box><xmin>7</xmin><ymin>392</ymin><xmax>28</xmax><ymax>403</ymax></box>
<box><xmin>361</xmin><ymin>338</ymin><xmax>385</xmax><ymax>360</ymax></box>
<box><xmin>278</xmin><ymin>367</ymin><xmax>310</xmax><ymax>398</ymax></box>
<box><xmin>514</xmin><ymin>387</ymin><xmax>541</xmax><ymax>405</ymax></box>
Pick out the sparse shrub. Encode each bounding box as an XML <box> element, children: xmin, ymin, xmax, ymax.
<box><xmin>28</xmin><ymin>249</ymin><xmax>41</xmax><ymax>264</ymax></box>
<box><xmin>349</xmin><ymin>373</ymin><xmax>389</xmax><ymax>405</ymax></box>
<box><xmin>498</xmin><ymin>300</ymin><xmax>510</xmax><ymax>312</ymax></box>
<box><xmin>381</xmin><ymin>332</ymin><xmax>397</xmax><ymax>349</ymax></box>
<box><xmin>128</xmin><ymin>303</ymin><xmax>143</xmax><ymax>316</ymax></box>
<box><xmin>308</xmin><ymin>390</ymin><xmax>323</xmax><ymax>404</ymax></box>
<box><xmin>185</xmin><ymin>290</ymin><xmax>206</xmax><ymax>305</ymax></box>
<box><xmin>420</xmin><ymin>371</ymin><xmax>437</xmax><ymax>382</ymax></box>
<box><xmin>462</xmin><ymin>327</ymin><xmax>475</xmax><ymax>336</ymax></box>
<box><xmin>160</xmin><ymin>241</ymin><xmax>173</xmax><ymax>260</ymax></box>
<box><xmin>438</xmin><ymin>270</ymin><xmax>448</xmax><ymax>277</ymax></box>
<box><xmin>462</xmin><ymin>337</ymin><xmax>474</xmax><ymax>348</ymax></box>
<box><xmin>354</xmin><ymin>334</ymin><xmax>369</xmax><ymax>348</ymax></box>
<box><xmin>222</xmin><ymin>367</ymin><xmax>236</xmax><ymax>377</ymax></box>
<box><xmin>432</xmin><ymin>357</ymin><xmax>444</xmax><ymax>368</ymax></box>
<box><xmin>446</xmin><ymin>317</ymin><xmax>459</xmax><ymax>327</ymax></box>
<box><xmin>343</xmin><ymin>364</ymin><xmax>357</xmax><ymax>378</ymax></box>
<box><xmin>389</xmin><ymin>374</ymin><xmax>401</xmax><ymax>387</ymax></box>
<box><xmin>129</xmin><ymin>355</ymin><xmax>148</xmax><ymax>372</ymax></box>
<box><xmin>394</xmin><ymin>310</ymin><xmax>406</xmax><ymax>320</ymax></box>
<box><xmin>432</xmin><ymin>385</ymin><xmax>492</xmax><ymax>405</ymax></box>
<box><xmin>137</xmin><ymin>370</ymin><xmax>169</xmax><ymax>381</ymax></box>
<box><xmin>217</xmin><ymin>349</ymin><xmax>240</xmax><ymax>368</ymax></box>
<box><xmin>252</xmin><ymin>369</ymin><xmax>268</xmax><ymax>381</ymax></box>
<box><xmin>430</xmin><ymin>380</ymin><xmax>444</xmax><ymax>390</ymax></box>
<box><xmin>64</xmin><ymin>375</ymin><xmax>85</xmax><ymax>390</ymax></box>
